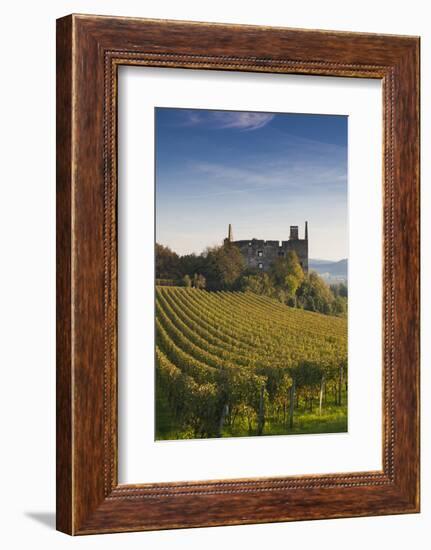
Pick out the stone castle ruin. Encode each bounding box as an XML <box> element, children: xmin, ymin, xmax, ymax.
<box><xmin>224</xmin><ymin>222</ymin><xmax>308</xmax><ymax>273</ymax></box>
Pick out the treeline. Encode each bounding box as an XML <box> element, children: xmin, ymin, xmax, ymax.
<box><xmin>156</xmin><ymin>242</ymin><xmax>347</xmax><ymax>317</ymax></box>
<box><xmin>156</xmin><ymin>242</ymin><xmax>244</xmax><ymax>290</ymax></box>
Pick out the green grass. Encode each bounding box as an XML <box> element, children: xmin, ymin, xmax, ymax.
<box><xmin>221</xmin><ymin>401</ymin><xmax>347</xmax><ymax>438</ymax></box>
<box><xmin>156</xmin><ymin>385</ymin><xmax>347</xmax><ymax>440</ymax></box>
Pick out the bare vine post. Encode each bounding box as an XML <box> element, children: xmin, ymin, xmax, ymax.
<box><xmin>257</xmin><ymin>385</ymin><xmax>265</xmax><ymax>435</ymax></box>
<box><xmin>319</xmin><ymin>373</ymin><xmax>326</xmax><ymax>415</ymax></box>
<box><xmin>217</xmin><ymin>403</ymin><xmax>229</xmax><ymax>437</ymax></box>
<box><xmin>288</xmin><ymin>380</ymin><xmax>296</xmax><ymax>429</ymax></box>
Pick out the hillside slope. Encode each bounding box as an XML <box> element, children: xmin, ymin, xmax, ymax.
<box><xmin>155</xmin><ymin>287</ymin><xmax>347</xmax><ymax>439</ymax></box>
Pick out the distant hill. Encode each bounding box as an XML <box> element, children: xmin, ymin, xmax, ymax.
<box><xmin>309</xmin><ymin>258</ymin><xmax>348</xmax><ymax>283</ymax></box>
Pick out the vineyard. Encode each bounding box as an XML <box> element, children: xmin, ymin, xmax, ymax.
<box><xmin>155</xmin><ymin>286</ymin><xmax>348</xmax><ymax>440</ymax></box>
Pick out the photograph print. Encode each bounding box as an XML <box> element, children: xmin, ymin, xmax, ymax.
<box><xmin>155</xmin><ymin>107</ymin><xmax>348</xmax><ymax>441</ymax></box>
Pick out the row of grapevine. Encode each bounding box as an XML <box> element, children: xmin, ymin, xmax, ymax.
<box><xmin>155</xmin><ymin>286</ymin><xmax>347</xmax><ymax>438</ymax></box>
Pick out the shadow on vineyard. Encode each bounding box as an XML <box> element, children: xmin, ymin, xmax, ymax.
<box><xmin>155</xmin><ymin>286</ymin><xmax>347</xmax><ymax>440</ymax></box>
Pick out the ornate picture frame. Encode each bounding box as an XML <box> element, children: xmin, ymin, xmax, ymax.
<box><xmin>56</xmin><ymin>14</ymin><xmax>420</xmax><ymax>534</ymax></box>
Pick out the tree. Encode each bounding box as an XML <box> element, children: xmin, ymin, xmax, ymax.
<box><xmin>284</xmin><ymin>274</ymin><xmax>300</xmax><ymax>305</ymax></box>
<box><xmin>267</xmin><ymin>251</ymin><xmax>305</xmax><ymax>306</ymax></box>
<box><xmin>155</xmin><ymin>243</ymin><xmax>180</xmax><ymax>279</ymax></box>
<box><xmin>270</xmin><ymin>250</ymin><xmax>304</xmax><ymax>287</ymax></box>
<box><xmin>240</xmin><ymin>273</ymin><xmax>275</xmax><ymax>297</ymax></box>
<box><xmin>331</xmin><ymin>295</ymin><xmax>347</xmax><ymax>317</ymax></box>
<box><xmin>182</xmin><ymin>274</ymin><xmax>192</xmax><ymax>288</ymax></box>
<box><xmin>275</xmin><ymin>288</ymin><xmax>287</xmax><ymax>305</ymax></box>
<box><xmin>203</xmin><ymin>243</ymin><xmax>245</xmax><ymax>290</ymax></box>
<box><xmin>297</xmin><ymin>271</ymin><xmax>334</xmax><ymax>314</ymax></box>
<box><xmin>193</xmin><ymin>273</ymin><xmax>206</xmax><ymax>289</ymax></box>
<box><xmin>179</xmin><ymin>253</ymin><xmax>206</xmax><ymax>279</ymax></box>
<box><xmin>330</xmin><ymin>282</ymin><xmax>348</xmax><ymax>298</ymax></box>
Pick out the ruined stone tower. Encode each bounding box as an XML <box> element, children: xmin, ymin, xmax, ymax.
<box><xmin>225</xmin><ymin>222</ymin><xmax>308</xmax><ymax>273</ymax></box>
<box><xmin>227</xmin><ymin>223</ymin><xmax>233</xmax><ymax>243</ymax></box>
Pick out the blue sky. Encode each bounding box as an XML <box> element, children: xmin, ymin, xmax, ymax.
<box><xmin>155</xmin><ymin>108</ymin><xmax>348</xmax><ymax>261</ymax></box>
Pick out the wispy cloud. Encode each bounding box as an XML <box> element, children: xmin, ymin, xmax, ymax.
<box><xmin>211</xmin><ymin>111</ymin><xmax>274</xmax><ymax>130</ymax></box>
<box><xmin>182</xmin><ymin>130</ymin><xmax>347</xmax><ymax>198</ymax></box>
<box><xmin>183</xmin><ymin>110</ymin><xmax>274</xmax><ymax>131</ymax></box>
<box><xmin>189</xmin><ymin>157</ymin><xmax>347</xmax><ymax>198</ymax></box>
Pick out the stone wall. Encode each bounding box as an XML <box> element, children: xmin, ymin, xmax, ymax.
<box><xmin>233</xmin><ymin>237</ymin><xmax>308</xmax><ymax>273</ymax></box>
